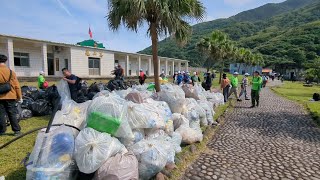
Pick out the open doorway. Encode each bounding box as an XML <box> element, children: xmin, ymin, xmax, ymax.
<box><xmin>47</xmin><ymin>53</ymin><xmax>54</xmax><ymax>75</ymax></box>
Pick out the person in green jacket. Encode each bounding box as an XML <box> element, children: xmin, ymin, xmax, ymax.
<box><xmin>38</xmin><ymin>71</ymin><xmax>45</xmax><ymax>89</ymax></box>
<box><xmin>251</xmin><ymin>71</ymin><xmax>263</xmax><ymax>108</ymax></box>
<box><xmin>228</xmin><ymin>72</ymin><xmax>241</xmax><ymax>102</ymax></box>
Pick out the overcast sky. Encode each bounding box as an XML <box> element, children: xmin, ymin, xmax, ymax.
<box><xmin>0</xmin><ymin>0</ymin><xmax>285</xmax><ymax>53</ymax></box>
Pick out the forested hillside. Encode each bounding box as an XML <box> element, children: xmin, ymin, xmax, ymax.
<box><xmin>139</xmin><ymin>0</ymin><xmax>320</xmax><ymax>69</ymax></box>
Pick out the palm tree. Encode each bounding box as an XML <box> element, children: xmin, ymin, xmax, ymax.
<box><xmin>107</xmin><ymin>0</ymin><xmax>205</xmax><ymax>92</ymax></box>
<box><xmin>197</xmin><ymin>30</ymin><xmax>235</xmax><ymax>83</ymax></box>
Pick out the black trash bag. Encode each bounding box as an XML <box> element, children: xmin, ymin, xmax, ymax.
<box><xmin>45</xmin><ymin>85</ymin><xmax>61</xmax><ymax>111</ymax></box>
<box><xmin>28</xmin><ymin>90</ymin><xmax>40</xmax><ymax>100</ymax></box>
<box><xmin>313</xmin><ymin>93</ymin><xmax>320</xmax><ymax>101</ymax></box>
<box><xmin>88</xmin><ymin>82</ymin><xmax>105</xmax><ymax>93</ymax></box>
<box><xmin>76</xmin><ymin>91</ymin><xmax>88</xmax><ymax>103</ymax></box>
<box><xmin>107</xmin><ymin>80</ymin><xmax>117</xmax><ymax>91</ymax></box>
<box><xmin>30</xmin><ymin>99</ymin><xmax>51</xmax><ymax>116</ymax></box>
<box><xmin>87</xmin><ymin>92</ymin><xmax>97</xmax><ymax>100</ymax></box>
<box><xmin>79</xmin><ymin>81</ymin><xmax>89</xmax><ymax>95</ymax></box>
<box><xmin>21</xmin><ymin>97</ymin><xmax>34</xmax><ymax>109</ymax></box>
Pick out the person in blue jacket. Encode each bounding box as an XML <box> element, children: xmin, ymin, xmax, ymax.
<box><xmin>184</xmin><ymin>72</ymin><xmax>192</xmax><ymax>84</ymax></box>
<box><xmin>177</xmin><ymin>72</ymin><xmax>184</xmax><ymax>85</ymax></box>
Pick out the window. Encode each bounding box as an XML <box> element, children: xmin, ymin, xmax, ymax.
<box><xmin>114</xmin><ymin>60</ymin><xmax>119</xmax><ymax>66</ymax></box>
<box><xmin>14</xmin><ymin>52</ymin><xmax>29</xmax><ymax>67</ymax></box>
<box><xmin>55</xmin><ymin>58</ymin><xmax>60</xmax><ymax>71</ymax></box>
<box><xmin>64</xmin><ymin>59</ymin><xmax>68</xmax><ymax>69</ymax></box>
<box><xmin>89</xmin><ymin>57</ymin><xmax>100</xmax><ymax>76</ymax></box>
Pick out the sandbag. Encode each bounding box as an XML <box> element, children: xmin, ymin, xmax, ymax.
<box><xmin>94</xmin><ymin>151</ymin><xmax>139</xmax><ymax>180</ymax></box>
<box><xmin>129</xmin><ymin>139</ymin><xmax>168</xmax><ymax>180</ymax></box>
<box><xmin>26</xmin><ymin>126</ymin><xmax>76</xmax><ymax>180</ymax></box>
<box><xmin>87</xmin><ymin>96</ymin><xmax>133</xmax><ymax>139</ymax></box>
<box><xmin>175</xmin><ymin>124</ymin><xmax>203</xmax><ymax>145</ymax></box>
<box><xmin>125</xmin><ymin>92</ymin><xmax>144</xmax><ymax>104</ymax></box>
<box><xmin>30</xmin><ymin>99</ymin><xmax>50</xmax><ymax>116</ymax></box>
<box><xmin>75</xmin><ymin>128</ymin><xmax>127</xmax><ymax>174</ymax></box>
<box><xmin>171</xmin><ymin>113</ymin><xmax>189</xmax><ymax>130</ymax></box>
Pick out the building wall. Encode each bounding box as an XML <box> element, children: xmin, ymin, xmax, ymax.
<box><xmin>70</xmin><ymin>47</ymin><xmax>115</xmax><ymax>78</ymax></box>
<box><xmin>9</xmin><ymin>41</ymin><xmax>43</xmax><ymax>77</ymax></box>
<box><xmin>53</xmin><ymin>47</ymin><xmax>71</xmax><ymax>77</ymax></box>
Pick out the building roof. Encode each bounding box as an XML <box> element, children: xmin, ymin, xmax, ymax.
<box><xmin>77</xmin><ymin>39</ymin><xmax>105</xmax><ymax>48</ymax></box>
<box><xmin>0</xmin><ymin>33</ymin><xmax>188</xmax><ymax>62</ymax></box>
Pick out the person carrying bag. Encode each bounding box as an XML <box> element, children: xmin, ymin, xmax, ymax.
<box><xmin>0</xmin><ymin>54</ymin><xmax>22</xmax><ymax>136</ymax></box>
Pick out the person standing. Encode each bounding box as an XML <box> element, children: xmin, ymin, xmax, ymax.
<box><xmin>251</xmin><ymin>71</ymin><xmax>263</xmax><ymax>108</ymax></box>
<box><xmin>62</xmin><ymin>68</ymin><xmax>80</xmax><ymax>102</ymax></box>
<box><xmin>177</xmin><ymin>72</ymin><xmax>183</xmax><ymax>85</ymax></box>
<box><xmin>38</xmin><ymin>71</ymin><xmax>45</xmax><ymax>89</ymax></box>
<box><xmin>262</xmin><ymin>75</ymin><xmax>268</xmax><ymax>88</ymax></box>
<box><xmin>160</xmin><ymin>71</ymin><xmax>166</xmax><ymax>79</ymax></box>
<box><xmin>191</xmin><ymin>72</ymin><xmax>199</xmax><ymax>86</ymax></box>
<box><xmin>204</xmin><ymin>72</ymin><xmax>212</xmax><ymax>91</ymax></box>
<box><xmin>173</xmin><ymin>72</ymin><xmax>178</xmax><ymax>84</ymax></box>
<box><xmin>239</xmin><ymin>73</ymin><xmax>250</xmax><ymax>100</ymax></box>
<box><xmin>138</xmin><ymin>69</ymin><xmax>147</xmax><ymax>85</ymax></box>
<box><xmin>0</xmin><ymin>54</ymin><xmax>22</xmax><ymax>136</ymax></box>
<box><xmin>228</xmin><ymin>72</ymin><xmax>241</xmax><ymax>101</ymax></box>
<box><xmin>221</xmin><ymin>73</ymin><xmax>230</xmax><ymax>102</ymax></box>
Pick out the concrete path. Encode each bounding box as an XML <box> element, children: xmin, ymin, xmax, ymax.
<box><xmin>182</xmin><ymin>81</ymin><xmax>320</xmax><ymax>180</ymax></box>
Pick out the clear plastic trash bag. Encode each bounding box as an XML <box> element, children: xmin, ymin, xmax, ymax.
<box><xmin>175</xmin><ymin>124</ymin><xmax>203</xmax><ymax>145</ymax></box>
<box><xmin>94</xmin><ymin>151</ymin><xmax>139</xmax><ymax>180</ymax></box>
<box><xmin>171</xmin><ymin>113</ymin><xmax>189</xmax><ymax>130</ymax></box>
<box><xmin>26</xmin><ymin>125</ymin><xmax>76</xmax><ymax>180</ymax></box>
<box><xmin>198</xmin><ymin>100</ymin><xmax>215</xmax><ymax>125</ymax></box>
<box><xmin>119</xmin><ymin>129</ymin><xmax>145</xmax><ymax>147</ymax></box>
<box><xmin>53</xmin><ymin>100</ymin><xmax>91</xmax><ymax>133</ymax></box>
<box><xmin>86</xmin><ymin>96</ymin><xmax>133</xmax><ymax>139</ymax></box>
<box><xmin>75</xmin><ymin>128</ymin><xmax>128</xmax><ymax>174</ymax></box>
<box><xmin>92</xmin><ymin>90</ymin><xmax>110</xmax><ymax>100</ymax></box>
<box><xmin>125</xmin><ymin>102</ymin><xmax>159</xmax><ymax>129</ymax></box>
<box><xmin>57</xmin><ymin>80</ymin><xmax>71</xmax><ymax>103</ymax></box>
<box><xmin>129</xmin><ymin>139</ymin><xmax>168</xmax><ymax>180</ymax></box>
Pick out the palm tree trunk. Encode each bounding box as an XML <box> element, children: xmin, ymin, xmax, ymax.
<box><xmin>150</xmin><ymin>22</ymin><xmax>160</xmax><ymax>92</ymax></box>
<box><xmin>219</xmin><ymin>61</ymin><xmax>224</xmax><ymax>84</ymax></box>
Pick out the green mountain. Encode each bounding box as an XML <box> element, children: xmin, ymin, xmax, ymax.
<box><xmin>139</xmin><ymin>0</ymin><xmax>320</xmax><ymax>69</ymax></box>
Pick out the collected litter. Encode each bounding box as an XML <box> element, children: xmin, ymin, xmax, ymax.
<box><xmin>25</xmin><ymin>80</ymin><xmax>225</xmax><ymax>179</ymax></box>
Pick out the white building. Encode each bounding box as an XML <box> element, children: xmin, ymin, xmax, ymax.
<box><xmin>0</xmin><ymin>34</ymin><xmax>189</xmax><ymax>78</ymax></box>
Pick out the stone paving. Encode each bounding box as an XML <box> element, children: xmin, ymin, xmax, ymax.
<box><xmin>182</xmin><ymin>81</ymin><xmax>320</xmax><ymax>180</ymax></box>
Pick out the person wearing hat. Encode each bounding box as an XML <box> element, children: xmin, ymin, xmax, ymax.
<box><xmin>38</xmin><ymin>71</ymin><xmax>46</xmax><ymax>89</ymax></box>
<box><xmin>191</xmin><ymin>72</ymin><xmax>200</xmax><ymax>86</ymax></box>
<box><xmin>251</xmin><ymin>71</ymin><xmax>263</xmax><ymax>108</ymax></box>
<box><xmin>177</xmin><ymin>71</ymin><xmax>184</xmax><ymax>85</ymax></box>
<box><xmin>0</xmin><ymin>54</ymin><xmax>22</xmax><ymax>136</ymax></box>
<box><xmin>228</xmin><ymin>72</ymin><xmax>241</xmax><ymax>101</ymax></box>
<box><xmin>239</xmin><ymin>73</ymin><xmax>250</xmax><ymax>100</ymax></box>
<box><xmin>138</xmin><ymin>69</ymin><xmax>147</xmax><ymax>85</ymax></box>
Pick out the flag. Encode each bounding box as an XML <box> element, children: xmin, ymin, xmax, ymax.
<box><xmin>89</xmin><ymin>27</ymin><xmax>93</xmax><ymax>39</ymax></box>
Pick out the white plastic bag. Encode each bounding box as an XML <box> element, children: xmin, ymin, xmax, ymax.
<box><xmin>26</xmin><ymin>125</ymin><xmax>76</xmax><ymax>180</ymax></box>
<box><xmin>198</xmin><ymin>100</ymin><xmax>215</xmax><ymax>125</ymax></box>
<box><xmin>75</xmin><ymin>128</ymin><xmax>127</xmax><ymax>174</ymax></box>
<box><xmin>93</xmin><ymin>90</ymin><xmax>110</xmax><ymax>99</ymax></box>
<box><xmin>125</xmin><ymin>102</ymin><xmax>158</xmax><ymax>129</ymax></box>
<box><xmin>87</xmin><ymin>96</ymin><xmax>133</xmax><ymax>139</ymax></box>
<box><xmin>171</xmin><ymin>113</ymin><xmax>189</xmax><ymax>130</ymax></box>
<box><xmin>129</xmin><ymin>139</ymin><xmax>168</xmax><ymax>180</ymax></box>
<box><xmin>53</xmin><ymin>100</ymin><xmax>91</xmax><ymax>132</ymax></box>
<box><xmin>94</xmin><ymin>151</ymin><xmax>139</xmax><ymax>180</ymax></box>
<box><xmin>175</xmin><ymin>124</ymin><xmax>203</xmax><ymax>144</ymax></box>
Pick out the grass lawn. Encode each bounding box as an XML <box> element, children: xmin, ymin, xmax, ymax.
<box><xmin>0</xmin><ymin>116</ymin><xmax>49</xmax><ymax>179</ymax></box>
<box><xmin>272</xmin><ymin>82</ymin><xmax>320</xmax><ymax>125</ymax></box>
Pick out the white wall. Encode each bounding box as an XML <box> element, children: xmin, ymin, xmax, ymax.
<box><xmin>11</xmin><ymin>41</ymin><xmax>43</xmax><ymax>77</ymax></box>
<box><xmin>70</xmin><ymin>47</ymin><xmax>115</xmax><ymax>78</ymax></box>
<box><xmin>53</xmin><ymin>47</ymin><xmax>71</xmax><ymax>77</ymax></box>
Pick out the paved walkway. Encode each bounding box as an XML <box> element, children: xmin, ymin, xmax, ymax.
<box><xmin>183</xmin><ymin>81</ymin><xmax>320</xmax><ymax>180</ymax></box>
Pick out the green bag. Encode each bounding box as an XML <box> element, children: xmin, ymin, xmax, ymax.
<box><xmin>147</xmin><ymin>84</ymin><xmax>155</xmax><ymax>91</ymax></box>
<box><xmin>87</xmin><ymin>111</ymin><xmax>121</xmax><ymax>135</ymax></box>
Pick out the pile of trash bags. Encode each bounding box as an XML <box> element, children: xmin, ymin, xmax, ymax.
<box><xmin>18</xmin><ymin>79</ymin><xmax>139</xmax><ymax>120</ymax></box>
<box><xmin>26</xmin><ymin>80</ymin><xmax>224</xmax><ymax>180</ymax></box>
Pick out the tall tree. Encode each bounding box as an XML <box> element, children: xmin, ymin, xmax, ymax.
<box><xmin>107</xmin><ymin>0</ymin><xmax>205</xmax><ymax>92</ymax></box>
